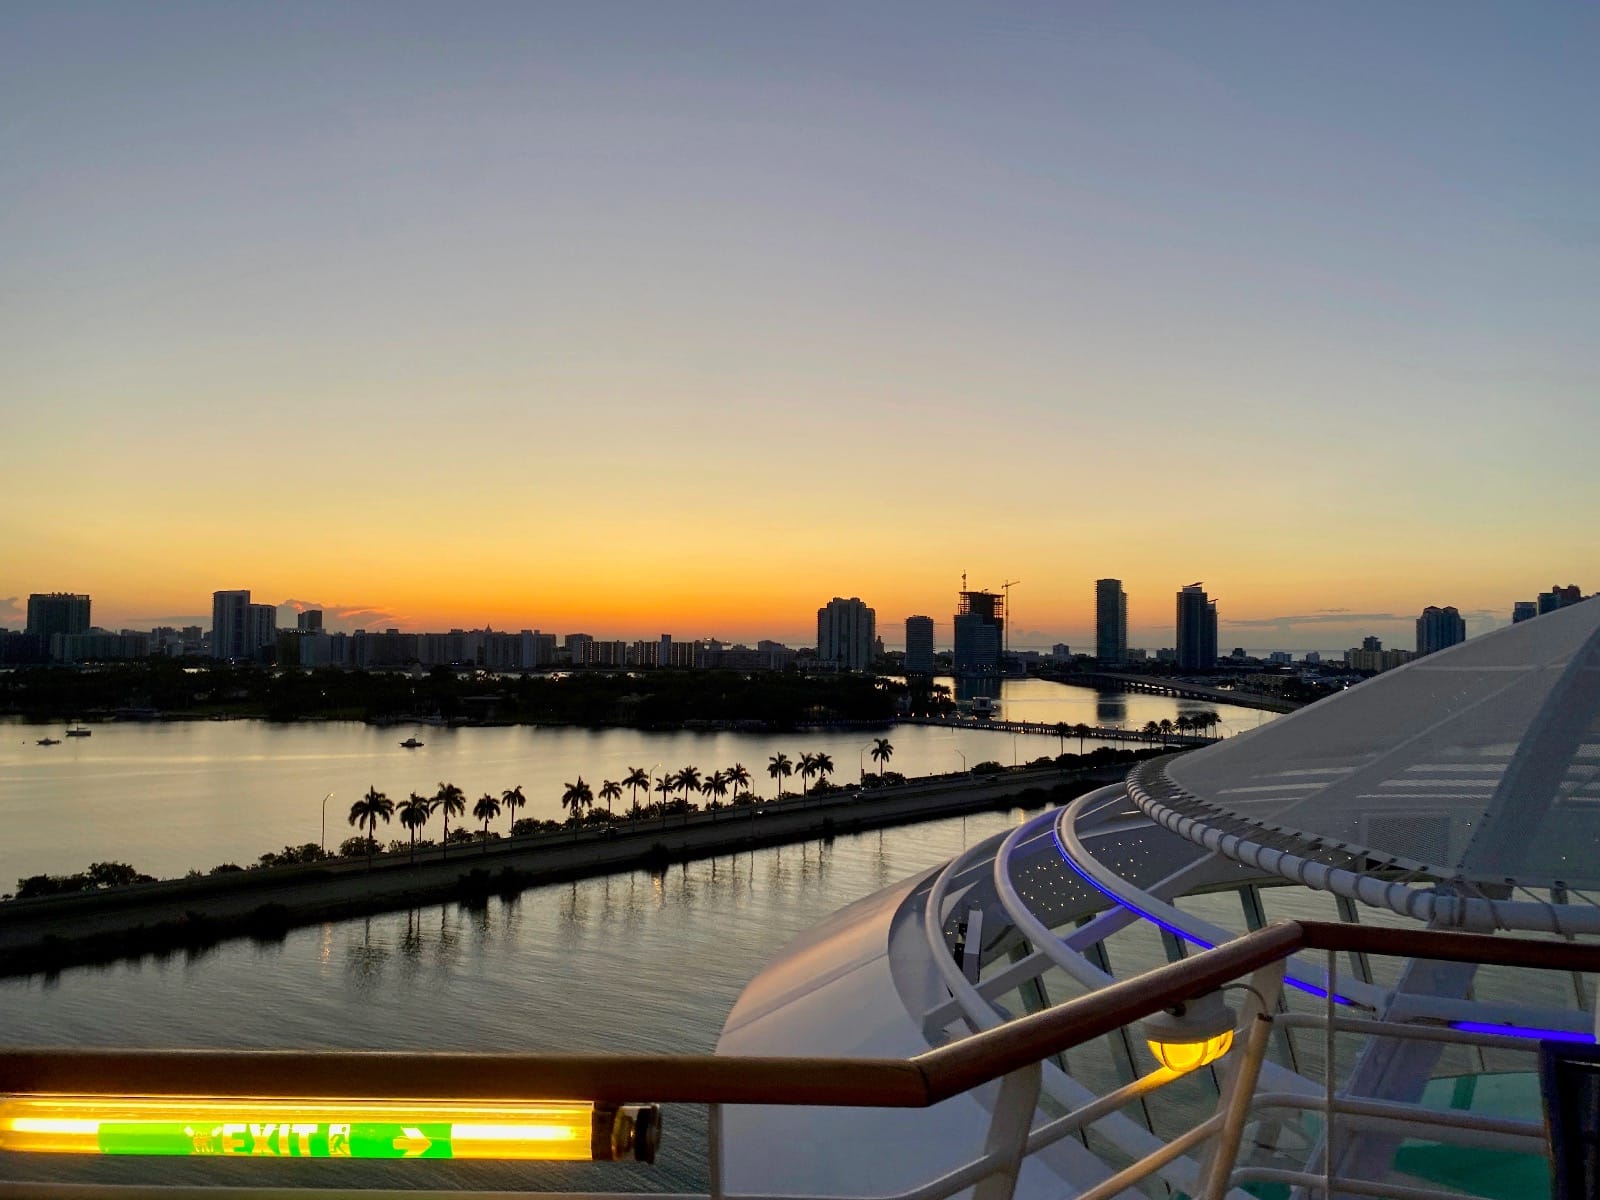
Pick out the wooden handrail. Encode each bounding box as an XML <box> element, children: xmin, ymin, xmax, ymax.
<box><xmin>3</xmin><ymin>921</ymin><xmax>1595</xmax><ymax>1110</ymax></box>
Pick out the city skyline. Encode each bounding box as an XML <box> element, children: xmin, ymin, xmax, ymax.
<box><xmin>3</xmin><ymin>5</ymin><xmax>1595</xmax><ymax>655</ymax></box>
<box><xmin>4</xmin><ymin>576</ymin><xmax>1583</xmax><ymax>659</ymax></box>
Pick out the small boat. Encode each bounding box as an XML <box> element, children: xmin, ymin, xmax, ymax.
<box><xmin>65</xmin><ymin>726</ymin><xmax>92</xmax><ymax>738</ymax></box>
<box><xmin>37</xmin><ymin>737</ymin><xmax>61</xmax><ymax>746</ymax></box>
<box><xmin>399</xmin><ymin>737</ymin><xmax>425</xmax><ymax>748</ymax></box>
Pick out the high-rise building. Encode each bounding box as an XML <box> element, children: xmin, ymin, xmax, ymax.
<box><xmin>211</xmin><ymin>590</ymin><xmax>275</xmax><ymax>661</ymax></box>
<box><xmin>953</xmin><ymin>589</ymin><xmax>1004</xmax><ymax>678</ymax></box>
<box><xmin>1511</xmin><ymin>601</ymin><xmax>1538</xmax><ymax>624</ymax></box>
<box><xmin>211</xmin><ymin>591</ymin><xmax>251</xmax><ymax>660</ymax></box>
<box><xmin>1416</xmin><ymin>605</ymin><xmax>1466</xmax><ymax>656</ymax></box>
<box><xmin>1094</xmin><ymin>579</ymin><xmax>1127</xmax><ymax>664</ymax></box>
<box><xmin>1538</xmin><ymin>584</ymin><xmax>1584</xmax><ymax>615</ymax></box>
<box><xmin>904</xmin><ymin>616</ymin><xmax>935</xmax><ymax>676</ymax></box>
<box><xmin>297</xmin><ymin>609</ymin><xmax>324</xmax><ymax>632</ymax></box>
<box><xmin>1362</xmin><ymin>635</ymin><xmax>1383</xmax><ymax>652</ymax></box>
<box><xmin>817</xmin><ymin>597</ymin><xmax>875</xmax><ymax>672</ymax></box>
<box><xmin>1175</xmin><ymin>584</ymin><xmax>1218</xmax><ymax>671</ymax></box>
<box><xmin>26</xmin><ymin>593</ymin><xmax>90</xmax><ymax>638</ymax></box>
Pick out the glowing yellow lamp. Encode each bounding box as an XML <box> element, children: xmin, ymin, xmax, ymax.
<box><xmin>1143</xmin><ymin>990</ymin><xmax>1237</xmax><ymax>1073</ymax></box>
<box><xmin>0</xmin><ymin>1095</ymin><xmax>658</xmax><ymax>1164</ymax></box>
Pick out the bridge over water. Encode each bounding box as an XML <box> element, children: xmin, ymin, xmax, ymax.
<box><xmin>1045</xmin><ymin>670</ymin><xmax>1303</xmax><ymax>713</ymax></box>
<box><xmin>895</xmin><ymin>713</ymin><xmax>1213</xmax><ymax>747</ymax></box>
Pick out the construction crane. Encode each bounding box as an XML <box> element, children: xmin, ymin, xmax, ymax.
<box><xmin>1000</xmin><ymin>580</ymin><xmax>1020</xmax><ymax>657</ymax></box>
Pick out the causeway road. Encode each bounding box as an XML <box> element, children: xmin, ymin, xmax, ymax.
<box><xmin>0</xmin><ymin>763</ymin><xmax>1132</xmax><ymax>976</ymax></box>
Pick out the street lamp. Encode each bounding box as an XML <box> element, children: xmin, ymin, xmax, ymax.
<box><xmin>858</xmin><ymin>743</ymin><xmax>873</xmax><ymax>782</ymax></box>
<box><xmin>320</xmin><ymin>792</ymin><xmax>334</xmax><ymax>856</ymax></box>
<box><xmin>955</xmin><ymin>749</ymin><xmax>967</xmax><ymax>774</ymax></box>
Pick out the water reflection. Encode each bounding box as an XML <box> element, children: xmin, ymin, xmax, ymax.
<box><xmin>0</xmin><ymin>680</ymin><xmax>1269</xmax><ymax>886</ymax></box>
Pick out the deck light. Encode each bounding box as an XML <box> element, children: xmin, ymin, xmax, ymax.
<box><xmin>0</xmin><ymin>1096</ymin><xmax>659</xmax><ymax>1164</ymax></box>
<box><xmin>1142</xmin><ymin>991</ymin><xmax>1236</xmax><ymax>1073</ymax></box>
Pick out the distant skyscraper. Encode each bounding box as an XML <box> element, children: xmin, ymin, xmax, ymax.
<box><xmin>1416</xmin><ymin>605</ymin><xmax>1466</xmax><ymax>656</ymax></box>
<box><xmin>210</xmin><ymin>591</ymin><xmax>276</xmax><ymax>661</ymax></box>
<box><xmin>26</xmin><ymin>593</ymin><xmax>90</xmax><ymax>638</ymax></box>
<box><xmin>1362</xmin><ymin>635</ymin><xmax>1383</xmax><ymax>652</ymax></box>
<box><xmin>953</xmin><ymin>588</ymin><xmax>1004</xmax><ymax>678</ymax></box>
<box><xmin>1538</xmin><ymin>584</ymin><xmax>1584</xmax><ymax>615</ymax></box>
<box><xmin>904</xmin><ymin>615</ymin><xmax>935</xmax><ymax>676</ymax></box>
<box><xmin>1094</xmin><ymin>579</ymin><xmax>1128</xmax><ymax>664</ymax></box>
<box><xmin>297</xmin><ymin>609</ymin><xmax>324</xmax><ymax>632</ymax></box>
<box><xmin>818</xmin><ymin>597</ymin><xmax>875</xmax><ymax>671</ymax></box>
<box><xmin>1511</xmin><ymin>601</ymin><xmax>1537</xmax><ymax>624</ymax></box>
<box><xmin>211</xmin><ymin>590</ymin><xmax>251</xmax><ymax>660</ymax></box>
<box><xmin>1175</xmin><ymin>583</ymin><xmax>1218</xmax><ymax>671</ymax></box>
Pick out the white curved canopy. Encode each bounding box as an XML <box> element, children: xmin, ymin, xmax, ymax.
<box><xmin>1166</xmin><ymin>599</ymin><xmax>1600</xmax><ymax>889</ymax></box>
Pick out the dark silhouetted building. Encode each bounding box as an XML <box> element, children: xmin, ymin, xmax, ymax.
<box><xmin>27</xmin><ymin>593</ymin><xmax>90</xmax><ymax>638</ymax></box>
<box><xmin>1539</xmin><ymin>584</ymin><xmax>1584</xmax><ymax>615</ymax></box>
<box><xmin>1095</xmin><ymin>579</ymin><xmax>1127</xmax><ymax>664</ymax></box>
<box><xmin>1175</xmin><ymin>583</ymin><xmax>1218</xmax><ymax>670</ymax></box>
<box><xmin>817</xmin><ymin>597</ymin><xmax>875</xmax><ymax>672</ymax></box>
<box><xmin>905</xmin><ymin>615</ymin><xmax>935</xmax><ymax>676</ymax></box>
<box><xmin>297</xmin><ymin>609</ymin><xmax>324</xmax><ymax>632</ymax></box>
<box><xmin>1416</xmin><ymin>605</ymin><xmax>1466</xmax><ymax>656</ymax></box>
<box><xmin>1511</xmin><ymin>601</ymin><xmax>1537</xmax><ymax>624</ymax></box>
<box><xmin>212</xmin><ymin>590</ymin><xmax>277</xmax><ymax>661</ymax></box>
<box><xmin>953</xmin><ymin>589</ymin><xmax>1003</xmax><ymax>678</ymax></box>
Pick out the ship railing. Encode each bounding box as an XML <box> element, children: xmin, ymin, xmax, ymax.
<box><xmin>2</xmin><ymin>921</ymin><xmax>1596</xmax><ymax>1200</ymax></box>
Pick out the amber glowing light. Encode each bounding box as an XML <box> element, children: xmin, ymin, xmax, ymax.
<box><xmin>1145</xmin><ymin>1029</ymin><xmax>1235</xmax><ymax>1073</ymax></box>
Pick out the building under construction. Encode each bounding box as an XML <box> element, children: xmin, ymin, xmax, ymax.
<box><xmin>953</xmin><ymin>587</ymin><xmax>1003</xmax><ymax>678</ymax></box>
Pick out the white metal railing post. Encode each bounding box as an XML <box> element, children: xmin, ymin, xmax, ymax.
<box><xmin>1325</xmin><ymin>947</ymin><xmax>1337</xmax><ymax>1200</ymax></box>
<box><xmin>1199</xmin><ymin>959</ymin><xmax>1286</xmax><ymax>1200</ymax></box>
<box><xmin>707</xmin><ymin>1101</ymin><xmax>724</xmax><ymax>1200</ymax></box>
<box><xmin>971</xmin><ymin>1061</ymin><xmax>1043</xmax><ymax>1200</ymax></box>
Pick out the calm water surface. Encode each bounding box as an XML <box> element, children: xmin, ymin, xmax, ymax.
<box><xmin>0</xmin><ymin>812</ymin><xmax>1022</xmax><ymax>1191</ymax></box>
<box><xmin>0</xmin><ymin>680</ymin><xmax>1276</xmax><ymax>1190</ymax></box>
<box><xmin>0</xmin><ymin>678</ymin><xmax>1270</xmax><ymax>885</ymax></box>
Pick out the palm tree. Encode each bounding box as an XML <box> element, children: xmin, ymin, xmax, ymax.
<box><xmin>727</xmin><ymin>762</ymin><xmax>751</xmax><ymax>801</ymax></box>
<box><xmin>432</xmin><ymin>782</ymin><xmax>466</xmax><ymax>858</ymax></box>
<box><xmin>870</xmin><ymin>737</ymin><xmax>894</xmax><ymax>775</ymax></box>
<box><xmin>472</xmin><ymin>792</ymin><xmax>502</xmax><ymax>853</ymax></box>
<box><xmin>1158</xmin><ymin>718</ymin><xmax>1174</xmax><ymax>748</ymax></box>
<box><xmin>796</xmin><ymin>752</ymin><xmax>818</xmax><ymax>796</ymax></box>
<box><xmin>599</xmin><ymin>779</ymin><xmax>623</xmax><ymax>819</ymax></box>
<box><xmin>674</xmin><ymin>765</ymin><xmax>702</xmax><ymax>821</ymax></box>
<box><xmin>398</xmin><ymin>792</ymin><xmax>431</xmax><ymax>864</ymax></box>
<box><xmin>1054</xmin><ymin>723</ymin><xmax>1070</xmax><ymax>757</ymax></box>
<box><xmin>767</xmin><ymin>753</ymin><xmax>792</xmax><ymax>798</ymax></box>
<box><xmin>561</xmin><ymin>777</ymin><xmax>593</xmax><ymax>836</ymax></box>
<box><xmin>1072</xmin><ymin>723</ymin><xmax>1091</xmax><ymax>754</ymax></box>
<box><xmin>701</xmin><ymin>770</ymin><xmax>729</xmax><ymax>820</ymax></box>
<box><xmin>813</xmin><ymin>752</ymin><xmax>834</xmax><ymax>789</ymax></box>
<box><xmin>654</xmin><ymin>775</ymin><xmax>675</xmax><ymax>819</ymax></box>
<box><xmin>623</xmin><ymin>767</ymin><xmax>651</xmax><ymax>816</ymax></box>
<box><xmin>1142</xmin><ymin>720</ymin><xmax>1161</xmax><ymax>743</ymax></box>
<box><xmin>347</xmin><ymin>786</ymin><xmax>394</xmax><ymax>868</ymax></box>
<box><xmin>501</xmin><ymin>785</ymin><xmax>525</xmax><ymax>835</ymax></box>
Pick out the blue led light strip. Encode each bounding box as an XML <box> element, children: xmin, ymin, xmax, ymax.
<box><xmin>1048</xmin><ymin>822</ymin><xmax>1594</xmax><ymax>1043</ymax></box>
<box><xmin>1050</xmin><ymin>823</ymin><xmax>1354</xmax><ymax>1004</ymax></box>
<box><xmin>1450</xmin><ymin>1021</ymin><xmax>1595</xmax><ymax>1045</ymax></box>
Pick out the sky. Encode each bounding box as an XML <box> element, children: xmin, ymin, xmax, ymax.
<box><xmin>2</xmin><ymin>2</ymin><xmax>1596</xmax><ymax>655</ymax></box>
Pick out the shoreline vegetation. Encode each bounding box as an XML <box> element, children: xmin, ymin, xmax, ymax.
<box><xmin>0</xmin><ymin>662</ymin><xmax>917</xmax><ymax>727</ymax></box>
<box><xmin>0</xmin><ymin>750</ymin><xmax>1164</xmax><ymax>979</ymax></box>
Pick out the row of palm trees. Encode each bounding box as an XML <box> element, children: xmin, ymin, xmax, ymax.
<box><xmin>1137</xmin><ymin>711</ymin><xmax>1223</xmax><ymax>746</ymax></box>
<box><xmin>344</xmin><ymin>742</ymin><xmax>902</xmax><ymax>862</ymax></box>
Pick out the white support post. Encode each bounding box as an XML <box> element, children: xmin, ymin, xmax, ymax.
<box><xmin>708</xmin><ymin>1101</ymin><xmax>724</xmax><ymax>1200</ymax></box>
<box><xmin>1199</xmin><ymin>959</ymin><xmax>1286</xmax><ymax>1200</ymax></box>
<box><xmin>972</xmin><ymin>1060</ymin><xmax>1043</xmax><ymax>1200</ymax></box>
